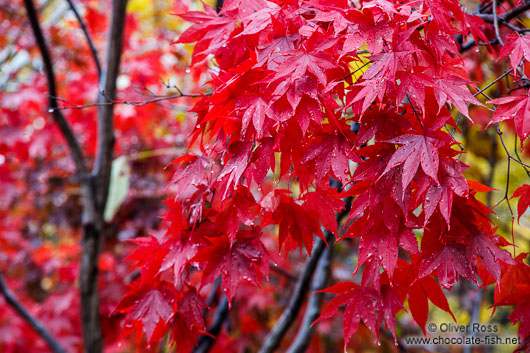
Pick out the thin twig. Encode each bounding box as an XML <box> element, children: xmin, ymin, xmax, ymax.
<box><xmin>0</xmin><ymin>273</ymin><xmax>66</xmax><ymax>353</ymax></box>
<box><xmin>270</xmin><ymin>264</ymin><xmax>298</xmax><ymax>283</ymax></box>
<box><xmin>493</xmin><ymin>0</ymin><xmax>505</xmax><ymax>46</ymax></box>
<box><xmin>477</xmin><ymin>2</ymin><xmax>530</xmax><ymax>23</ymax></box>
<box><xmin>513</xmin><ymin>136</ymin><xmax>530</xmax><ymax>177</ymax></box>
<box><xmin>48</xmin><ymin>92</ymin><xmax>206</xmax><ymax>112</ymax></box>
<box><xmin>338</xmin><ymin>60</ymin><xmax>372</xmax><ymax>82</ymax></box>
<box><xmin>406</xmin><ymin>93</ymin><xmax>424</xmax><ymax>129</ymax></box>
<box><xmin>496</xmin><ymin>123</ymin><xmax>530</xmax><ymax>169</ymax></box>
<box><xmin>460</xmin><ymin>39</ymin><xmax>498</xmax><ymax>54</ymax></box>
<box><xmin>65</xmin><ymin>0</ymin><xmax>102</xmax><ymax>77</ymax></box>
<box><xmin>474</xmin><ymin>68</ymin><xmax>514</xmax><ymax>98</ymax></box>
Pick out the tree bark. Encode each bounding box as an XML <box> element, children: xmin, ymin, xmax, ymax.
<box><xmin>285</xmin><ymin>245</ymin><xmax>332</xmax><ymax>353</ymax></box>
<box><xmin>23</xmin><ymin>0</ymin><xmax>127</xmax><ymax>352</ymax></box>
<box><xmin>80</xmin><ymin>1</ymin><xmax>128</xmax><ymax>353</ymax></box>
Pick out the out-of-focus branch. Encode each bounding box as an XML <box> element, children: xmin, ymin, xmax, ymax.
<box><xmin>258</xmin><ymin>179</ymin><xmax>349</xmax><ymax>353</ymax></box>
<box><xmin>476</xmin><ymin>2</ymin><xmax>530</xmax><ymax>23</ymax></box>
<box><xmin>0</xmin><ymin>273</ymin><xmax>66</xmax><ymax>353</ymax></box>
<box><xmin>65</xmin><ymin>0</ymin><xmax>102</xmax><ymax>77</ymax></box>
<box><xmin>23</xmin><ymin>0</ymin><xmax>89</xmax><ymax>183</ymax></box>
<box><xmin>270</xmin><ymin>264</ymin><xmax>298</xmax><ymax>282</ymax></box>
<box><xmin>257</xmin><ymin>234</ymin><xmax>331</xmax><ymax>353</ymax></box>
<box><xmin>93</xmin><ymin>0</ymin><xmax>128</xmax><ymax>211</ymax></box>
<box><xmin>80</xmin><ymin>1</ymin><xmax>128</xmax><ymax>353</ymax></box>
<box><xmin>285</xmin><ymin>245</ymin><xmax>332</xmax><ymax>353</ymax></box>
<box><xmin>193</xmin><ymin>295</ymin><xmax>230</xmax><ymax>353</ymax></box>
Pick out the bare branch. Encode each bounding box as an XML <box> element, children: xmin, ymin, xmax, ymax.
<box><xmin>0</xmin><ymin>273</ymin><xmax>66</xmax><ymax>353</ymax></box>
<box><xmin>493</xmin><ymin>0</ymin><xmax>505</xmax><ymax>46</ymax></box>
<box><xmin>461</xmin><ymin>1</ymin><xmax>530</xmax><ymax>52</ymax></box>
<box><xmin>65</xmin><ymin>0</ymin><xmax>102</xmax><ymax>77</ymax></box>
<box><xmin>48</xmin><ymin>91</ymin><xmax>207</xmax><ymax>112</ymax></box>
<box><xmin>80</xmin><ymin>1</ymin><xmax>128</xmax><ymax>353</ymax></box>
<box><xmin>93</xmin><ymin>0</ymin><xmax>128</xmax><ymax>211</ymax></box>
<box><xmin>257</xmin><ymin>234</ymin><xmax>331</xmax><ymax>353</ymax></box>
<box><xmin>476</xmin><ymin>2</ymin><xmax>530</xmax><ymax>23</ymax></box>
<box><xmin>459</xmin><ymin>38</ymin><xmax>498</xmax><ymax>53</ymax></box>
<box><xmin>258</xmin><ymin>179</ymin><xmax>349</xmax><ymax>353</ymax></box>
<box><xmin>270</xmin><ymin>264</ymin><xmax>298</xmax><ymax>283</ymax></box>
<box><xmin>474</xmin><ymin>68</ymin><xmax>514</xmax><ymax>98</ymax></box>
<box><xmin>193</xmin><ymin>295</ymin><xmax>230</xmax><ymax>353</ymax></box>
<box><xmin>23</xmin><ymin>0</ymin><xmax>88</xmax><ymax>180</ymax></box>
<box><xmin>21</xmin><ymin>7</ymin><xmax>108</xmax><ymax>353</ymax></box>
<box><xmin>285</xmin><ymin>245</ymin><xmax>332</xmax><ymax>353</ymax></box>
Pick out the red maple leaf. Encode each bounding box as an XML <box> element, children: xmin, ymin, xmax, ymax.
<box><xmin>408</xmin><ymin>275</ymin><xmax>455</xmax><ymax>334</ymax></box>
<box><xmin>218</xmin><ymin>141</ymin><xmax>252</xmax><ymax>199</ymax></box>
<box><xmin>382</xmin><ymin>133</ymin><xmax>444</xmax><ymax>190</ymax></box>
<box><xmin>192</xmin><ymin>229</ymin><xmax>270</xmax><ymax>304</ymax></box>
<box><xmin>467</xmin><ymin>233</ymin><xmax>515</xmax><ymax>284</ymax></box>
<box><xmin>418</xmin><ymin>232</ymin><xmax>476</xmax><ymax>289</ymax></box>
<box><xmin>301</xmin><ymin>132</ymin><xmax>356</xmax><ymax>185</ymax></box>
<box><xmin>512</xmin><ymin>184</ymin><xmax>530</xmax><ymax>222</ymax></box>
<box><xmin>115</xmin><ymin>283</ymin><xmax>176</xmax><ymax>344</ymax></box>
<box><xmin>272</xmin><ymin>49</ymin><xmax>337</xmax><ymax>88</ymax></box>
<box><xmin>124</xmin><ymin>235</ymin><xmax>168</xmax><ymax>284</ymax></box>
<box><xmin>301</xmin><ymin>187</ymin><xmax>344</xmax><ymax>235</ymax></box>
<box><xmin>498</xmin><ymin>34</ymin><xmax>530</xmax><ymax>71</ymax></box>
<box><xmin>314</xmin><ymin>282</ymin><xmax>383</xmax><ymax>350</ymax></box>
<box><xmin>172</xmin><ymin>290</ymin><xmax>208</xmax><ymax>353</ymax></box>
<box><xmin>487</xmin><ymin>94</ymin><xmax>530</xmax><ymax>142</ymax></box>
<box><xmin>509</xmin><ymin>301</ymin><xmax>530</xmax><ymax>340</ymax></box>
<box><xmin>262</xmin><ymin>190</ymin><xmax>325</xmax><ymax>255</ymax></box>
<box><xmin>176</xmin><ymin>6</ymin><xmax>236</xmax><ymax>63</ymax></box>
<box><xmin>433</xmin><ymin>75</ymin><xmax>481</xmax><ymax>119</ymax></box>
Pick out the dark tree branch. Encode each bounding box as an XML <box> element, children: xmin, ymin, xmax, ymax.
<box><xmin>258</xmin><ymin>179</ymin><xmax>349</xmax><ymax>353</ymax></box>
<box><xmin>257</xmin><ymin>233</ymin><xmax>332</xmax><ymax>353</ymax></box>
<box><xmin>93</xmin><ymin>0</ymin><xmax>128</xmax><ymax>211</ymax></box>
<box><xmin>493</xmin><ymin>0</ymin><xmax>505</xmax><ymax>46</ymax></box>
<box><xmin>460</xmin><ymin>1</ymin><xmax>530</xmax><ymax>52</ymax></box>
<box><xmin>476</xmin><ymin>2</ymin><xmax>530</xmax><ymax>23</ymax></box>
<box><xmin>0</xmin><ymin>273</ymin><xmax>66</xmax><ymax>353</ymax></box>
<box><xmin>80</xmin><ymin>223</ymin><xmax>104</xmax><ymax>353</ymax></box>
<box><xmin>22</xmin><ymin>3</ymin><xmax>105</xmax><ymax>352</ymax></box>
<box><xmin>193</xmin><ymin>295</ymin><xmax>230</xmax><ymax>353</ymax></box>
<box><xmin>285</xmin><ymin>245</ymin><xmax>332</xmax><ymax>353</ymax></box>
<box><xmin>79</xmin><ymin>1</ymin><xmax>128</xmax><ymax>353</ymax></box>
<box><xmin>23</xmin><ymin>0</ymin><xmax>89</xmax><ymax>182</ymax></box>
<box><xmin>65</xmin><ymin>0</ymin><xmax>102</xmax><ymax>77</ymax></box>
<box><xmin>459</xmin><ymin>38</ymin><xmax>498</xmax><ymax>53</ymax></box>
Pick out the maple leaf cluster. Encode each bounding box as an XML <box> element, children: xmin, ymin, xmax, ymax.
<box><xmin>116</xmin><ymin>0</ymin><xmax>530</xmax><ymax>351</ymax></box>
<box><xmin>0</xmin><ymin>0</ymin><xmax>513</xmax><ymax>351</ymax></box>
